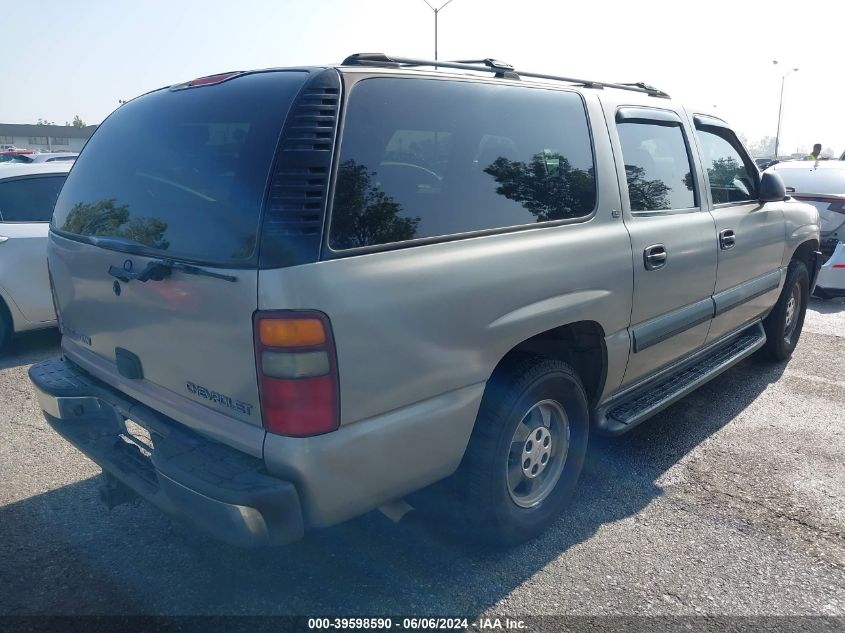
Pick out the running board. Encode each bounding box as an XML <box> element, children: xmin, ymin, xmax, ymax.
<box><xmin>596</xmin><ymin>322</ymin><xmax>766</xmax><ymax>435</ymax></box>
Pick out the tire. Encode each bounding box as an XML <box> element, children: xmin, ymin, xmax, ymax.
<box><xmin>0</xmin><ymin>299</ymin><xmax>12</xmax><ymax>353</ymax></box>
<box><xmin>455</xmin><ymin>356</ymin><xmax>589</xmax><ymax>546</ymax></box>
<box><xmin>761</xmin><ymin>260</ymin><xmax>809</xmax><ymax>361</ymax></box>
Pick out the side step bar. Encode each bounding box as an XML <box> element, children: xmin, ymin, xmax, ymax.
<box><xmin>595</xmin><ymin>322</ymin><xmax>766</xmax><ymax>435</ymax></box>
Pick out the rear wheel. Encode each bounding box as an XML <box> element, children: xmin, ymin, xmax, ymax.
<box><xmin>455</xmin><ymin>356</ymin><xmax>589</xmax><ymax>546</ymax></box>
<box><xmin>761</xmin><ymin>260</ymin><xmax>809</xmax><ymax>361</ymax></box>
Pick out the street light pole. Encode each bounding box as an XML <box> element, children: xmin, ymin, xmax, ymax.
<box><xmin>773</xmin><ymin>61</ymin><xmax>798</xmax><ymax>159</ymax></box>
<box><xmin>422</xmin><ymin>0</ymin><xmax>455</xmax><ymax>60</ymax></box>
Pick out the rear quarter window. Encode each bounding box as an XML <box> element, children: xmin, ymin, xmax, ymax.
<box><xmin>329</xmin><ymin>78</ymin><xmax>596</xmax><ymax>250</ymax></box>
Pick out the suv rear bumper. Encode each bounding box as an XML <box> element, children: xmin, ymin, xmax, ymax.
<box><xmin>29</xmin><ymin>357</ymin><xmax>304</xmax><ymax>547</ymax></box>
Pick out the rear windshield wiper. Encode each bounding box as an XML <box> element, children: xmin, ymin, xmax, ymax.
<box><xmin>84</xmin><ymin>235</ymin><xmax>238</xmax><ymax>283</ymax></box>
<box><xmin>107</xmin><ymin>258</ymin><xmax>237</xmax><ymax>284</ymax></box>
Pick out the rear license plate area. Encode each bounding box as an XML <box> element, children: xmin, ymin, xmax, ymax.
<box><xmin>120</xmin><ymin>419</ymin><xmax>154</xmax><ymax>457</ymax></box>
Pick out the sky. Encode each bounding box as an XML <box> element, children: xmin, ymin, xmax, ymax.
<box><xmin>2</xmin><ymin>0</ymin><xmax>843</xmax><ymax>157</ymax></box>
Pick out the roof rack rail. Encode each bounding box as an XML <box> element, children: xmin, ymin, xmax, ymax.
<box><xmin>341</xmin><ymin>53</ymin><xmax>671</xmax><ymax>98</ymax></box>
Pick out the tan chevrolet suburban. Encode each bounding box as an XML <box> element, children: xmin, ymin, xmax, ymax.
<box><xmin>29</xmin><ymin>54</ymin><xmax>821</xmax><ymax>547</ymax></box>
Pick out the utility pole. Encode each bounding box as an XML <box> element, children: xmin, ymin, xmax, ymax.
<box><xmin>773</xmin><ymin>61</ymin><xmax>798</xmax><ymax>160</ymax></box>
<box><xmin>421</xmin><ymin>0</ymin><xmax>455</xmax><ymax>60</ymax></box>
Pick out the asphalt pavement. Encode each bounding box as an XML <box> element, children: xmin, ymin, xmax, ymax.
<box><xmin>1</xmin><ymin>299</ymin><xmax>843</xmax><ymax>617</ymax></box>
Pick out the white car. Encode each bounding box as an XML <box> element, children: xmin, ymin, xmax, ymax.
<box><xmin>766</xmin><ymin>160</ymin><xmax>845</xmax><ymax>298</ymax></box>
<box><xmin>6</xmin><ymin>152</ymin><xmax>79</xmax><ymax>164</ymax></box>
<box><xmin>0</xmin><ymin>163</ymin><xmax>71</xmax><ymax>349</ymax></box>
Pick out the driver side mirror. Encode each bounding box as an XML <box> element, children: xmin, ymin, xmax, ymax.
<box><xmin>759</xmin><ymin>171</ymin><xmax>787</xmax><ymax>203</ymax></box>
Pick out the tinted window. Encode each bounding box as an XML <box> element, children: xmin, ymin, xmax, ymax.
<box><xmin>617</xmin><ymin>121</ymin><xmax>696</xmax><ymax>211</ymax></box>
<box><xmin>52</xmin><ymin>71</ymin><xmax>308</xmax><ymax>265</ymax></box>
<box><xmin>0</xmin><ymin>176</ymin><xmax>67</xmax><ymax>222</ymax></box>
<box><xmin>695</xmin><ymin>127</ymin><xmax>758</xmax><ymax>204</ymax></box>
<box><xmin>329</xmin><ymin>78</ymin><xmax>596</xmax><ymax>250</ymax></box>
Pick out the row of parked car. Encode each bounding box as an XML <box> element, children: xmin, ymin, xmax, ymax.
<box><xmin>0</xmin><ymin>149</ymin><xmax>79</xmax><ymax>164</ymax></box>
<box><xmin>4</xmin><ymin>55</ymin><xmax>845</xmax><ymax>548</ymax></box>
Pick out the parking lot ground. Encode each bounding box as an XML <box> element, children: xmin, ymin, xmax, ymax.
<box><xmin>1</xmin><ymin>300</ymin><xmax>843</xmax><ymax>617</ymax></box>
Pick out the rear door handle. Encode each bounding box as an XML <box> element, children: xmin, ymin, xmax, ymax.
<box><xmin>719</xmin><ymin>229</ymin><xmax>736</xmax><ymax>250</ymax></box>
<box><xmin>643</xmin><ymin>244</ymin><xmax>667</xmax><ymax>270</ymax></box>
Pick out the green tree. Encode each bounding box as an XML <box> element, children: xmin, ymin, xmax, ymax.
<box><xmin>36</xmin><ymin>118</ymin><xmax>55</xmax><ymax>126</ymax></box>
<box><xmin>483</xmin><ymin>151</ymin><xmax>595</xmax><ymax>221</ymax></box>
<box><xmin>71</xmin><ymin>115</ymin><xmax>86</xmax><ymax>129</ymax></box>
<box><xmin>704</xmin><ymin>156</ymin><xmax>754</xmax><ymax>204</ymax></box>
<box><xmin>331</xmin><ymin>160</ymin><xmax>420</xmax><ymax>248</ymax></box>
<box><xmin>624</xmin><ymin>165</ymin><xmax>671</xmax><ymax>211</ymax></box>
<box><xmin>61</xmin><ymin>199</ymin><xmax>170</xmax><ymax>250</ymax></box>
<box><xmin>747</xmin><ymin>136</ymin><xmax>776</xmax><ymax>158</ymax></box>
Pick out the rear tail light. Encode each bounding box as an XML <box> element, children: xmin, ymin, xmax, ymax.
<box><xmin>254</xmin><ymin>311</ymin><xmax>339</xmax><ymax>437</ymax></box>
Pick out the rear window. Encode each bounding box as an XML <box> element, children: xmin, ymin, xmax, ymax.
<box><xmin>0</xmin><ymin>175</ymin><xmax>67</xmax><ymax>222</ymax></box>
<box><xmin>52</xmin><ymin>71</ymin><xmax>308</xmax><ymax>265</ymax></box>
<box><xmin>329</xmin><ymin>78</ymin><xmax>596</xmax><ymax>250</ymax></box>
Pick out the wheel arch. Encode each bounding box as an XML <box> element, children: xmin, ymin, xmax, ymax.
<box><xmin>489</xmin><ymin>320</ymin><xmax>607</xmax><ymax>407</ymax></box>
<box><xmin>790</xmin><ymin>238</ymin><xmax>820</xmax><ymax>287</ymax></box>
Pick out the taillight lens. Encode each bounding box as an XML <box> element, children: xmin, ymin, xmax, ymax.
<box><xmin>254</xmin><ymin>311</ymin><xmax>339</xmax><ymax>437</ymax></box>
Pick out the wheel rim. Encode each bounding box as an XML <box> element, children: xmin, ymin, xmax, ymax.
<box><xmin>783</xmin><ymin>282</ymin><xmax>801</xmax><ymax>343</ymax></box>
<box><xmin>506</xmin><ymin>399</ymin><xmax>570</xmax><ymax>508</ymax></box>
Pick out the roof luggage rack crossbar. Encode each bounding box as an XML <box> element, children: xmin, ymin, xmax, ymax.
<box><xmin>341</xmin><ymin>53</ymin><xmax>671</xmax><ymax>98</ymax></box>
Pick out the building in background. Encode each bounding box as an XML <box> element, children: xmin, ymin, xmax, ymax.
<box><xmin>0</xmin><ymin>123</ymin><xmax>97</xmax><ymax>152</ymax></box>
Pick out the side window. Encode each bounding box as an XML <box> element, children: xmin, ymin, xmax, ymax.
<box><xmin>0</xmin><ymin>176</ymin><xmax>67</xmax><ymax>222</ymax></box>
<box><xmin>695</xmin><ymin>126</ymin><xmax>758</xmax><ymax>204</ymax></box>
<box><xmin>616</xmin><ymin>119</ymin><xmax>696</xmax><ymax>212</ymax></box>
<box><xmin>329</xmin><ymin>78</ymin><xmax>597</xmax><ymax>250</ymax></box>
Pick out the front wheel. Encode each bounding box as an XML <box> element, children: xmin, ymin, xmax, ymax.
<box><xmin>455</xmin><ymin>357</ymin><xmax>589</xmax><ymax>546</ymax></box>
<box><xmin>761</xmin><ymin>260</ymin><xmax>809</xmax><ymax>361</ymax></box>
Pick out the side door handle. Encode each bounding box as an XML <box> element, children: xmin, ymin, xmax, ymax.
<box><xmin>643</xmin><ymin>244</ymin><xmax>667</xmax><ymax>271</ymax></box>
<box><xmin>719</xmin><ymin>229</ymin><xmax>736</xmax><ymax>250</ymax></box>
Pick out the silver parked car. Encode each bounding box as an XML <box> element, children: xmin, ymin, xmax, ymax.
<box><xmin>7</xmin><ymin>152</ymin><xmax>79</xmax><ymax>164</ymax></box>
<box><xmin>0</xmin><ymin>162</ymin><xmax>70</xmax><ymax>349</ymax></box>
<box><xmin>29</xmin><ymin>55</ymin><xmax>821</xmax><ymax>547</ymax></box>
